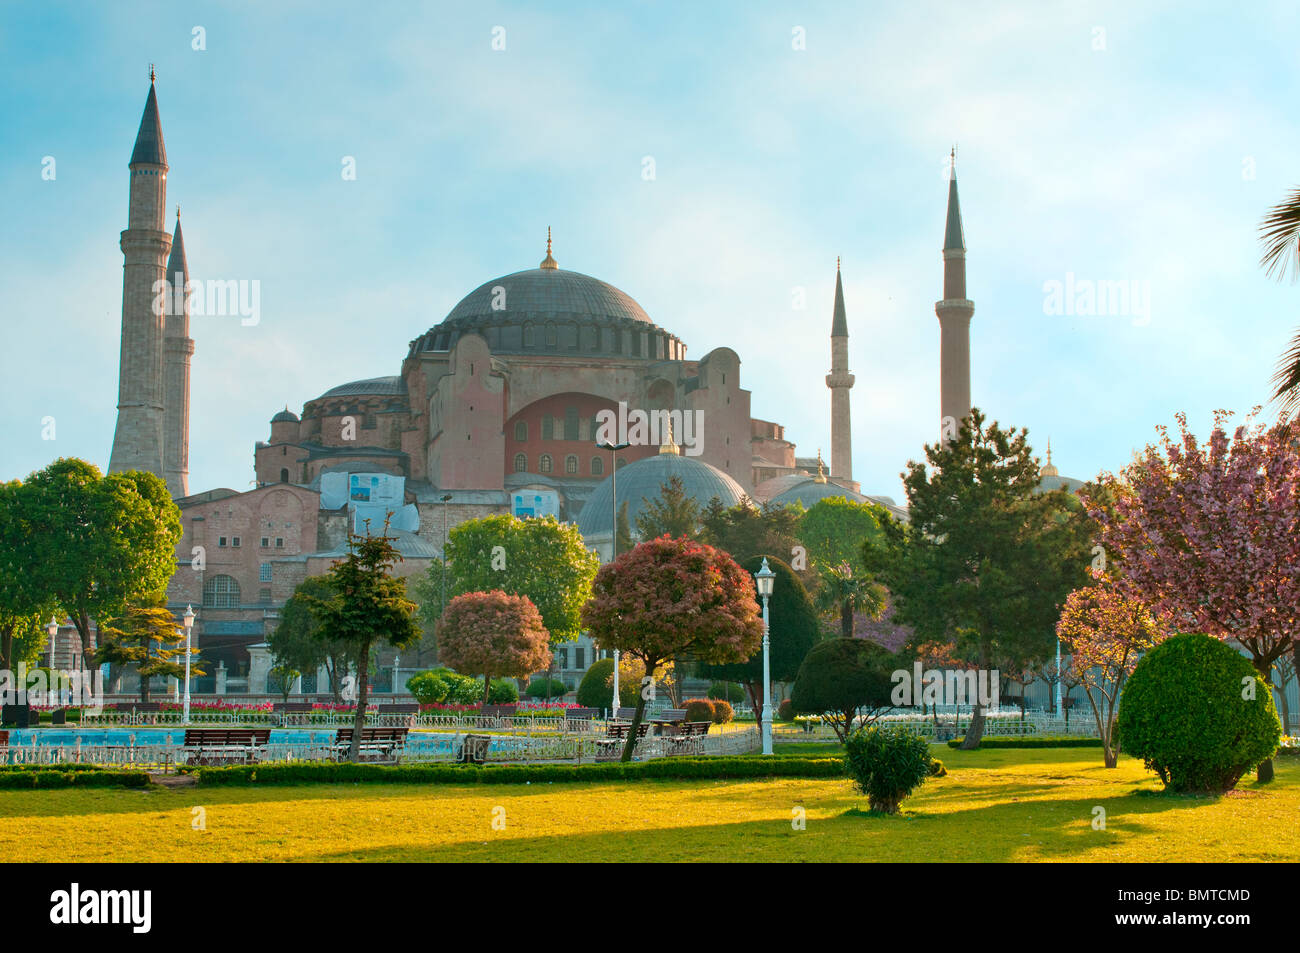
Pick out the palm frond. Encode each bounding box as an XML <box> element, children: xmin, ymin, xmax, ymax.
<box><xmin>1259</xmin><ymin>188</ymin><xmax>1300</xmax><ymax>281</ymax></box>
<box><xmin>1270</xmin><ymin>327</ymin><xmax>1300</xmax><ymax>420</ymax></box>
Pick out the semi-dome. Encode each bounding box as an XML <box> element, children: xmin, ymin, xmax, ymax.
<box><xmin>770</xmin><ymin>478</ymin><xmax>870</xmax><ymax>509</ymax></box>
<box><xmin>271</xmin><ymin>407</ymin><xmax>299</xmax><ymax>423</ymax></box>
<box><xmin>577</xmin><ymin>452</ymin><xmax>745</xmax><ymax>538</ymax></box>
<box><xmin>316</xmin><ymin>376</ymin><xmax>407</xmax><ymax>399</ymax></box>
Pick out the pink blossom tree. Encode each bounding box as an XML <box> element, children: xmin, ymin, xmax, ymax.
<box><xmin>437</xmin><ymin>590</ymin><xmax>552</xmax><ymax>708</ymax></box>
<box><xmin>581</xmin><ymin>535</ymin><xmax>764</xmax><ymax>761</ymax></box>
<box><xmin>1084</xmin><ymin>411</ymin><xmax>1299</xmax><ymax>780</ymax></box>
<box><xmin>1056</xmin><ymin>577</ymin><xmax>1168</xmax><ymax>767</ymax></box>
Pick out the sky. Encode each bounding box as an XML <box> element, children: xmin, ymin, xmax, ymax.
<box><xmin>4</xmin><ymin>0</ymin><xmax>1300</xmax><ymax>502</ymax></box>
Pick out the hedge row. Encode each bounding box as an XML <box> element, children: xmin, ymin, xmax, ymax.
<box><xmin>0</xmin><ymin>769</ymin><xmax>150</xmax><ymax>789</ymax></box>
<box><xmin>196</xmin><ymin>756</ymin><xmax>846</xmax><ymax>786</ymax></box>
<box><xmin>945</xmin><ymin>736</ymin><xmax>1103</xmax><ymax>749</ymax></box>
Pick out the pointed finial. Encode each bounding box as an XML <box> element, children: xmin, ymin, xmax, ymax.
<box><xmin>175</xmin><ymin>205</ymin><xmax>180</xmax><ymax>221</ymax></box>
<box><xmin>815</xmin><ymin>450</ymin><xmax>827</xmax><ymax>483</ymax></box>
<box><xmin>836</xmin><ymin>255</ymin><xmax>841</xmax><ymax>272</ymax></box>
<box><xmin>150</xmin><ymin>63</ymin><xmax>156</xmax><ymax>84</ymax></box>
<box><xmin>540</xmin><ymin>226</ymin><xmax>558</xmax><ymax>270</ymax></box>
<box><xmin>1042</xmin><ymin>437</ymin><xmax>1060</xmax><ymax>478</ymax></box>
<box><xmin>1047</xmin><ymin>437</ymin><xmax>1052</xmax><ymax>465</ymax></box>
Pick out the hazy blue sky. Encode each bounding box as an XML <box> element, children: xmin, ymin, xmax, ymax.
<box><xmin>4</xmin><ymin>1</ymin><xmax>1300</xmax><ymax>501</ymax></box>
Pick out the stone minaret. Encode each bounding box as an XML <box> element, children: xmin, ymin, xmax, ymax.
<box><xmin>935</xmin><ymin>150</ymin><xmax>974</xmax><ymax>440</ymax></box>
<box><xmin>825</xmin><ymin>258</ymin><xmax>854</xmax><ymax>481</ymax></box>
<box><xmin>109</xmin><ymin>71</ymin><xmax>171</xmax><ymax>480</ymax></box>
<box><xmin>163</xmin><ymin>209</ymin><xmax>193</xmax><ymax>497</ymax></box>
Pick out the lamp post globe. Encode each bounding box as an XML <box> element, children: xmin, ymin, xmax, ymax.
<box><xmin>753</xmin><ymin>558</ymin><xmax>775</xmax><ymax>756</ymax></box>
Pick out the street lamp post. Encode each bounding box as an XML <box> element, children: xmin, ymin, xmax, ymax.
<box><xmin>182</xmin><ymin>605</ymin><xmax>195</xmax><ymax>725</ymax></box>
<box><xmin>1055</xmin><ymin>637</ymin><xmax>1062</xmax><ymax>714</ymax></box>
<box><xmin>754</xmin><ymin>558</ymin><xmax>775</xmax><ymax>756</ymax></box>
<box><xmin>46</xmin><ymin>616</ymin><xmax>58</xmax><ymax>669</ymax></box>
<box><xmin>596</xmin><ymin>440</ymin><xmax>630</xmax><ymax>717</ymax></box>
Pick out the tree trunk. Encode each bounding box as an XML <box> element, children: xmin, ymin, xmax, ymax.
<box><xmin>840</xmin><ymin>599</ymin><xmax>853</xmax><ymax>639</ymax></box>
<box><xmin>619</xmin><ymin>657</ymin><xmax>656</xmax><ymax>763</ymax></box>
<box><xmin>348</xmin><ymin>644</ymin><xmax>371</xmax><ymax>762</ymax></box>
<box><xmin>75</xmin><ymin>608</ymin><xmax>94</xmax><ymax>671</ymax></box>
<box><xmin>0</xmin><ymin>623</ymin><xmax>13</xmax><ymax>673</ymax></box>
<box><xmin>1253</xmin><ymin>657</ymin><xmax>1276</xmax><ymax>783</ymax></box>
<box><xmin>959</xmin><ymin>648</ymin><xmax>989</xmax><ymax>749</ymax></box>
<box><xmin>1290</xmin><ymin>636</ymin><xmax>1300</xmax><ymax>734</ymax></box>
<box><xmin>482</xmin><ymin>672</ymin><xmax>492</xmax><ymax>708</ymax></box>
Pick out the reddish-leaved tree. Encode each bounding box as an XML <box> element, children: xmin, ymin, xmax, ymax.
<box><xmin>437</xmin><ymin>590</ymin><xmax>551</xmax><ymax>707</ymax></box>
<box><xmin>1056</xmin><ymin>577</ymin><xmax>1168</xmax><ymax>767</ymax></box>
<box><xmin>581</xmin><ymin>535</ymin><xmax>764</xmax><ymax>761</ymax></box>
<box><xmin>1084</xmin><ymin>411</ymin><xmax>1300</xmax><ymax>780</ymax></box>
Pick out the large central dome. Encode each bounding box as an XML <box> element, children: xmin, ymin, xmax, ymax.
<box><xmin>409</xmin><ymin>237</ymin><xmax>685</xmax><ymax>358</ymax></box>
<box><xmin>444</xmin><ymin>267</ymin><xmax>653</xmax><ymax>328</ymax></box>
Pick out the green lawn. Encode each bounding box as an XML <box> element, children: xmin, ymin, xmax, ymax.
<box><xmin>3</xmin><ymin>747</ymin><xmax>1295</xmax><ymax>862</ymax></box>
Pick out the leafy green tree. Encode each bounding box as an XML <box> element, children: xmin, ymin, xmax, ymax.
<box><xmin>697</xmin><ymin>555</ymin><xmax>819</xmax><ymax>735</ymax></box>
<box><xmin>306</xmin><ymin>520</ymin><xmax>420</xmax><ymax>761</ymax></box>
<box><xmin>868</xmin><ymin>410</ymin><xmax>1094</xmax><ymax>749</ymax></box>
<box><xmin>790</xmin><ymin>637</ymin><xmax>897</xmax><ymax>742</ymax></box>
<box><xmin>269</xmin><ymin>576</ymin><xmax>355</xmax><ymax>702</ymax></box>
<box><xmin>634</xmin><ymin>475</ymin><xmax>703</xmax><ymax>540</ymax></box>
<box><xmin>0</xmin><ymin>480</ymin><xmax>57</xmax><ymax>672</ymax></box>
<box><xmin>21</xmin><ymin>459</ymin><xmax>181</xmax><ymax>668</ymax></box>
<box><xmin>701</xmin><ymin>497</ymin><xmax>802</xmax><ymax>564</ymax></box>
<box><xmin>95</xmin><ymin>597</ymin><xmax>203</xmax><ymax>703</ymax></box>
<box><xmin>439</xmin><ymin>514</ymin><xmax>598</xmax><ymax>649</ymax></box>
<box><xmin>582</xmin><ymin>536</ymin><xmax>764</xmax><ymax>760</ymax></box>
<box><xmin>798</xmin><ymin>496</ymin><xmax>889</xmax><ymax>573</ymax></box>
<box><xmin>269</xmin><ymin>663</ymin><xmax>301</xmax><ymax>705</ymax></box>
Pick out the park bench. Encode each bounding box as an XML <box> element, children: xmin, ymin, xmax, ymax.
<box><xmin>594</xmin><ymin>720</ymin><xmax>650</xmax><ymax>759</ymax></box>
<box><xmin>662</xmin><ymin>721</ymin><xmax>712</xmax><ymax>755</ymax></box>
<box><xmin>564</xmin><ymin>707</ymin><xmax>598</xmax><ymax>730</ymax></box>
<box><xmin>613</xmin><ymin>707</ymin><xmax>638</xmax><ymax>722</ymax></box>
<box><xmin>131</xmin><ymin>702</ymin><xmax>162</xmax><ymax>725</ymax></box>
<box><xmin>273</xmin><ymin>701</ymin><xmax>314</xmax><ymax>726</ymax></box>
<box><xmin>479</xmin><ymin>704</ymin><xmax>517</xmax><ymax>727</ymax></box>
<box><xmin>649</xmin><ymin>709</ymin><xmax>688</xmax><ymax>734</ymax></box>
<box><xmin>457</xmin><ymin>734</ymin><xmax>492</xmax><ymax>765</ymax></box>
<box><xmin>182</xmin><ymin>728</ymin><xmax>272</xmax><ymax>766</ymax></box>
<box><xmin>1</xmin><ymin>704</ymin><xmax>35</xmax><ymax>727</ymax></box>
<box><xmin>334</xmin><ymin>726</ymin><xmax>409</xmax><ymax>763</ymax></box>
<box><xmin>378</xmin><ymin>703</ymin><xmax>420</xmax><ymax>727</ymax></box>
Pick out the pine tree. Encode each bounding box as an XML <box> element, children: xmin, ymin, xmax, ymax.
<box><xmin>96</xmin><ymin>597</ymin><xmax>202</xmax><ymax>703</ymax></box>
<box><xmin>634</xmin><ymin>475</ymin><xmax>702</xmax><ymax>540</ymax></box>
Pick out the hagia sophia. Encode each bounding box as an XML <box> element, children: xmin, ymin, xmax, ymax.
<box><xmin>96</xmin><ymin>77</ymin><xmax>1071</xmax><ymax>695</ymax></box>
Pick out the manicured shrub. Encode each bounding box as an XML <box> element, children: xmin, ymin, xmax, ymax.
<box><xmin>576</xmin><ymin>659</ymin><xmax>640</xmax><ymax>709</ymax></box>
<box><xmin>945</xmin><ymin>736</ymin><xmax>1102</xmax><ymax>749</ymax></box>
<box><xmin>526</xmin><ymin>677</ymin><xmax>568</xmax><ymax>698</ymax></box>
<box><xmin>843</xmin><ymin>724</ymin><xmax>933</xmax><ymax>814</ymax></box>
<box><xmin>777</xmin><ymin>698</ymin><xmax>794</xmax><ymax>722</ymax></box>
<box><xmin>407</xmin><ymin>667</ymin><xmax>483</xmax><ymax>706</ymax></box>
<box><xmin>1117</xmin><ymin>633</ymin><xmax>1281</xmax><ymax>793</ymax></box>
<box><xmin>707</xmin><ymin>681</ymin><xmax>746</xmax><ymax>703</ymax></box>
<box><xmin>683</xmin><ymin>698</ymin><xmax>715</xmax><ymax>722</ymax></box>
<box><xmin>194</xmin><ymin>757</ymin><xmax>846</xmax><ymax>786</ymax></box>
<box><xmin>484</xmin><ymin>678</ymin><xmax>519</xmax><ymax>704</ymax></box>
<box><xmin>710</xmin><ymin>699</ymin><xmax>734</xmax><ymax>724</ymax></box>
<box><xmin>0</xmin><ymin>769</ymin><xmax>149</xmax><ymax>789</ymax></box>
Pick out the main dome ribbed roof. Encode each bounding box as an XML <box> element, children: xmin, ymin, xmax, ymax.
<box><xmin>443</xmin><ymin>268</ymin><xmax>652</xmax><ymax>327</ymax></box>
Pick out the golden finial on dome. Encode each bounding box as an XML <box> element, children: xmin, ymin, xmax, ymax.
<box><xmin>815</xmin><ymin>450</ymin><xmax>828</xmax><ymax>484</ymax></box>
<box><xmin>540</xmin><ymin>226</ymin><xmax>558</xmax><ymax>270</ymax></box>
<box><xmin>658</xmin><ymin>415</ymin><xmax>680</xmax><ymax>455</ymax></box>
<box><xmin>1042</xmin><ymin>438</ymin><xmax>1060</xmax><ymax>478</ymax></box>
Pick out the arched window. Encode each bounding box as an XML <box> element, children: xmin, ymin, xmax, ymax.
<box><xmin>564</xmin><ymin>407</ymin><xmax>579</xmax><ymax>441</ymax></box>
<box><xmin>279</xmin><ymin>468</ymin><xmax>289</xmax><ymax>483</ymax></box>
<box><xmin>203</xmin><ymin>574</ymin><xmax>241</xmax><ymax>609</ymax></box>
<box><xmin>514</xmin><ymin>453</ymin><xmax>527</xmax><ymax>473</ymax></box>
<box><xmin>542</xmin><ymin>415</ymin><xmax>555</xmax><ymax>441</ymax></box>
<box><xmin>523</xmin><ymin>324</ymin><xmax>536</xmax><ymax>348</ymax></box>
<box><xmin>539</xmin><ymin>454</ymin><xmax>553</xmax><ymax>474</ymax></box>
<box><xmin>565</xmin><ymin>455</ymin><xmax>578</xmax><ymax>475</ymax></box>
<box><xmin>514</xmin><ymin>420</ymin><xmax>528</xmax><ymax>442</ymax></box>
<box><xmin>591</xmin><ymin>456</ymin><xmax>604</xmax><ymax>476</ymax></box>
<box><xmin>545</xmin><ymin>323</ymin><xmax>557</xmax><ymax>348</ymax></box>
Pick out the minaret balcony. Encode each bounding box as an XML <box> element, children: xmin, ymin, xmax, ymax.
<box><xmin>825</xmin><ymin>371</ymin><xmax>856</xmax><ymax>388</ymax></box>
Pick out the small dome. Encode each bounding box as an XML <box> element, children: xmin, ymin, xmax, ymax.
<box><xmin>271</xmin><ymin>408</ymin><xmax>299</xmax><ymax>423</ymax></box>
<box><xmin>577</xmin><ymin>453</ymin><xmax>745</xmax><ymax>538</ymax></box>
<box><xmin>770</xmin><ymin>478</ymin><xmax>870</xmax><ymax>509</ymax></box>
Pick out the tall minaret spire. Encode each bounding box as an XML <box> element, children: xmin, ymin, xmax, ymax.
<box><xmin>936</xmin><ymin>148</ymin><xmax>974</xmax><ymax>442</ymax></box>
<box><xmin>109</xmin><ymin>72</ymin><xmax>172</xmax><ymax>481</ymax></box>
<box><xmin>163</xmin><ymin>207</ymin><xmax>194</xmax><ymax>497</ymax></box>
<box><xmin>826</xmin><ymin>258</ymin><xmax>855</xmax><ymax>481</ymax></box>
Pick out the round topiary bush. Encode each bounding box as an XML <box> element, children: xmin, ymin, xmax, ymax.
<box><xmin>710</xmin><ymin>699</ymin><xmax>734</xmax><ymax>724</ymax></box>
<box><xmin>844</xmin><ymin>724</ymin><xmax>933</xmax><ymax>814</ymax></box>
<box><xmin>777</xmin><ymin>698</ymin><xmax>794</xmax><ymax>722</ymax></box>
<box><xmin>526</xmin><ymin>677</ymin><xmax>567</xmax><ymax>699</ymax></box>
<box><xmin>1117</xmin><ymin>632</ymin><xmax>1281</xmax><ymax>793</ymax></box>
<box><xmin>707</xmin><ymin>681</ymin><xmax>746</xmax><ymax>703</ymax></box>
<box><xmin>683</xmin><ymin>698</ymin><xmax>715</xmax><ymax>723</ymax></box>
